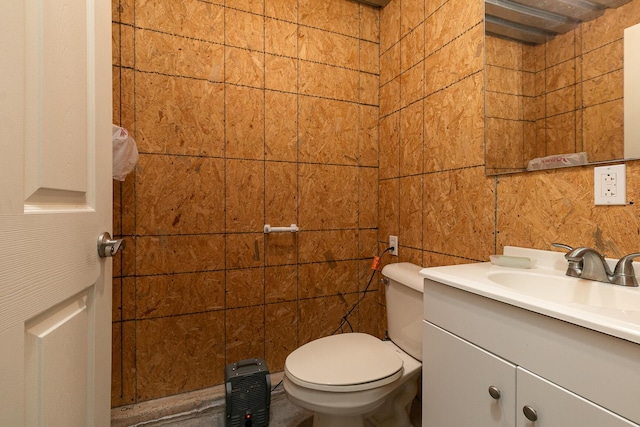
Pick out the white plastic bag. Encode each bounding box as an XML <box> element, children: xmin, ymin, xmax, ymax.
<box><xmin>527</xmin><ymin>152</ymin><xmax>588</xmax><ymax>171</ymax></box>
<box><xmin>112</xmin><ymin>125</ymin><xmax>139</xmax><ymax>181</ymax></box>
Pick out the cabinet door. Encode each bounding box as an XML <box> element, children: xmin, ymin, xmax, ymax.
<box><xmin>423</xmin><ymin>321</ymin><xmax>516</xmax><ymax>427</ymax></box>
<box><xmin>516</xmin><ymin>368</ymin><xmax>638</xmax><ymax>426</ymax></box>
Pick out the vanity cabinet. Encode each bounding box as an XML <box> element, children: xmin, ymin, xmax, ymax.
<box><xmin>422</xmin><ymin>279</ymin><xmax>640</xmax><ymax>427</ymax></box>
<box><xmin>423</xmin><ymin>321</ymin><xmax>638</xmax><ymax>426</ymax></box>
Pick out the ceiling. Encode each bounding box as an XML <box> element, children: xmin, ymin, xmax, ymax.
<box><xmin>486</xmin><ymin>0</ymin><xmax>632</xmax><ymax>44</ymax></box>
<box><xmin>354</xmin><ymin>0</ymin><xmax>632</xmax><ymax>45</ymax></box>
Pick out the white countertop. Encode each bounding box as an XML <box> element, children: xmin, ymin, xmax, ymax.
<box><xmin>419</xmin><ymin>246</ymin><xmax>640</xmax><ymax>345</ymax></box>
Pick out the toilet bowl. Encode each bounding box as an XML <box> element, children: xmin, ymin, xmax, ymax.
<box><xmin>283</xmin><ymin>263</ymin><xmax>424</xmax><ymax>427</ymax></box>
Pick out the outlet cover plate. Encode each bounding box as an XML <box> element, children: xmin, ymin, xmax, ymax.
<box><xmin>389</xmin><ymin>235</ymin><xmax>398</xmax><ymax>256</ymax></box>
<box><xmin>594</xmin><ymin>164</ymin><xmax>626</xmax><ymax>205</ymax></box>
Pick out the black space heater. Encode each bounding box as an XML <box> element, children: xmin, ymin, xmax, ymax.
<box><xmin>225</xmin><ymin>358</ymin><xmax>271</xmax><ymax>427</ymax></box>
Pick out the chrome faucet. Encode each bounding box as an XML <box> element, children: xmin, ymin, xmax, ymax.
<box><xmin>552</xmin><ymin>243</ymin><xmax>640</xmax><ymax>287</ymax></box>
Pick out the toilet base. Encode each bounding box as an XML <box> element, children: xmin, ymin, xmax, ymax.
<box><xmin>286</xmin><ymin>372</ymin><xmax>420</xmax><ymax>427</ymax></box>
<box><xmin>366</xmin><ymin>372</ymin><xmax>419</xmax><ymax>427</ymax></box>
<box><xmin>312</xmin><ymin>413</ymin><xmax>366</xmax><ymax>427</ymax></box>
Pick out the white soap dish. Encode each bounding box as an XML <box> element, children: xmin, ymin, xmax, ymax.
<box><xmin>490</xmin><ymin>255</ymin><xmax>536</xmax><ymax>269</ymax></box>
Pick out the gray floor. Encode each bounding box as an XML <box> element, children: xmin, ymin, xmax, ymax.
<box><xmin>130</xmin><ymin>390</ymin><xmax>422</xmax><ymax>427</ymax></box>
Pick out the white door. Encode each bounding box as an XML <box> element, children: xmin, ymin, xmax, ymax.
<box><xmin>0</xmin><ymin>0</ymin><xmax>112</xmax><ymax>425</ymax></box>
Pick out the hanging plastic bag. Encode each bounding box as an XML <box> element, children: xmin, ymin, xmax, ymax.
<box><xmin>112</xmin><ymin>124</ymin><xmax>139</xmax><ymax>181</ymax></box>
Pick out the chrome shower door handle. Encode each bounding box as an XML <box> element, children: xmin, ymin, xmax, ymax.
<box><xmin>97</xmin><ymin>232</ymin><xmax>125</xmax><ymax>258</ymax></box>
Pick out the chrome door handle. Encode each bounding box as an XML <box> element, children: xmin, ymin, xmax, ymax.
<box><xmin>97</xmin><ymin>232</ymin><xmax>125</xmax><ymax>258</ymax></box>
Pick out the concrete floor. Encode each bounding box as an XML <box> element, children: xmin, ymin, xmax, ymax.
<box><xmin>111</xmin><ymin>373</ymin><xmax>422</xmax><ymax>427</ymax></box>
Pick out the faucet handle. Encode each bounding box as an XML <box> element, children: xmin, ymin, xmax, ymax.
<box><xmin>613</xmin><ymin>253</ymin><xmax>640</xmax><ymax>276</ymax></box>
<box><xmin>552</xmin><ymin>242</ymin><xmax>573</xmax><ymax>252</ymax></box>
<box><xmin>552</xmin><ymin>243</ymin><xmax>583</xmax><ymax>277</ymax></box>
<box><xmin>611</xmin><ymin>253</ymin><xmax>640</xmax><ymax>287</ymax></box>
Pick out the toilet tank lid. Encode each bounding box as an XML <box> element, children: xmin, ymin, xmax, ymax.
<box><xmin>381</xmin><ymin>262</ymin><xmax>424</xmax><ymax>293</ymax></box>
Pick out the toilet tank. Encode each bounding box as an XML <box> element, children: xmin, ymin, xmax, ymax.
<box><xmin>381</xmin><ymin>262</ymin><xmax>424</xmax><ymax>361</ymax></box>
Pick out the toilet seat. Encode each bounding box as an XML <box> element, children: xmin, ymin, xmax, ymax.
<box><xmin>284</xmin><ymin>333</ymin><xmax>404</xmax><ymax>392</ymax></box>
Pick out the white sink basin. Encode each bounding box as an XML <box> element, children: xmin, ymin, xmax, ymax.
<box><xmin>419</xmin><ymin>246</ymin><xmax>640</xmax><ymax>344</ymax></box>
<box><xmin>488</xmin><ymin>271</ymin><xmax>640</xmax><ymax>322</ymax></box>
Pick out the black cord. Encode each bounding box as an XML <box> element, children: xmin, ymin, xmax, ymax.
<box><xmin>271</xmin><ymin>246</ymin><xmax>395</xmax><ymax>393</ymax></box>
<box><xmin>331</xmin><ymin>246</ymin><xmax>394</xmax><ymax>335</ymax></box>
<box><xmin>272</xmin><ymin>379</ymin><xmax>283</xmax><ymax>392</ymax></box>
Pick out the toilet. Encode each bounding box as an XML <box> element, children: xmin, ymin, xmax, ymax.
<box><xmin>283</xmin><ymin>262</ymin><xmax>424</xmax><ymax>427</ymax></box>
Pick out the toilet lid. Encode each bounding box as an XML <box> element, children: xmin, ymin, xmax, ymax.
<box><xmin>285</xmin><ymin>333</ymin><xmax>403</xmax><ymax>392</ymax></box>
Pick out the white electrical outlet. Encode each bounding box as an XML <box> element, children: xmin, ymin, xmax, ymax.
<box><xmin>389</xmin><ymin>235</ymin><xmax>398</xmax><ymax>256</ymax></box>
<box><xmin>594</xmin><ymin>164</ymin><xmax>626</xmax><ymax>205</ymax></box>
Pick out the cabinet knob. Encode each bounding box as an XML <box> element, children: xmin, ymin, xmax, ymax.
<box><xmin>523</xmin><ymin>405</ymin><xmax>538</xmax><ymax>422</ymax></box>
<box><xmin>488</xmin><ymin>386</ymin><xmax>501</xmax><ymax>400</ymax></box>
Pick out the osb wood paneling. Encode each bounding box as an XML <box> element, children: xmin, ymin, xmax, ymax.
<box><xmin>298</xmin><ymin>26</ymin><xmax>359</xmax><ymax>69</ymax></box>
<box><xmin>226</xmin><ymin>268</ymin><xmax>265</xmax><ymax>309</ymax></box>
<box><xmin>379</xmin><ymin>0</ymin><xmax>401</xmax><ymax>52</ymax></box>
<box><xmin>582</xmin><ymin>0</ymin><xmax>640</xmax><ymax>52</ymax></box>
<box><xmin>298</xmin><ymin>294</ymin><xmax>359</xmax><ymax>344</ymax></box>
<box><xmin>378</xmin><ymin>178</ymin><xmax>400</xmax><ymax>239</ymax></box>
<box><xmin>400</xmin><ymin>120</ymin><xmax>426</xmax><ymax>165</ymax></box>
<box><xmin>361</xmin><ymin>40</ymin><xmax>380</xmax><ymax>74</ymax></box>
<box><xmin>135</xmin><ymin>0</ymin><xmax>224</xmax><ymax>44</ymax></box>
<box><xmin>225</xmin><ymin>159</ymin><xmax>265</xmax><ymax>233</ymax></box>
<box><xmin>298</xmin><ymin>164</ymin><xmax>359</xmax><ymax>229</ymax></box>
<box><xmin>298</xmin><ymin>229</ymin><xmax>359</xmax><ymax>263</ymax></box>
<box><xmin>265</xmin><ymin>18</ymin><xmax>297</xmax><ymax>57</ymax></box>
<box><xmin>225</xmin><ymin>8</ymin><xmax>264</xmax><ymax>51</ymax></box>
<box><xmin>485</xmin><ymin>118</ymin><xmax>525</xmax><ymax>170</ymax></box>
<box><xmin>299</xmin><ymin>0</ymin><xmax>360</xmax><ymax>37</ymax></box>
<box><xmin>135</xmin><ymin>155</ymin><xmax>225</xmax><ymax>235</ymax></box>
<box><xmin>265</xmin><ymin>301</ymin><xmax>298</xmax><ymax>370</ymax></box>
<box><xmin>135</xmin><ymin>29</ymin><xmax>224</xmax><ymax>80</ymax></box>
<box><xmin>266</xmin><ymin>0</ymin><xmax>297</xmax><ymax>22</ymax></box>
<box><xmin>380</xmin><ymin>42</ymin><xmax>400</xmax><ymax>85</ymax></box>
<box><xmin>225</xmin><ymin>306</ymin><xmax>265</xmax><ymax>370</ymax></box>
<box><xmin>136</xmin><ymin>311</ymin><xmax>225</xmax><ymax>401</ymax></box>
<box><xmin>265</xmin><ymin>266</ymin><xmax>297</xmax><ymax>303</ymax></box>
<box><xmin>422</xmin><ymin>166</ymin><xmax>496</xmax><ymax>261</ymax></box>
<box><xmin>424</xmin><ymin>0</ymin><xmax>483</xmax><ymax>57</ymax></box>
<box><xmin>265</xmin><ymin>91</ymin><xmax>297</xmax><ymax>160</ymax></box>
<box><xmin>485</xmin><ymin>36</ymin><xmax>523</xmax><ymax>70</ymax></box>
<box><xmin>399</xmin><ymin>175</ymin><xmax>423</xmax><ymax>249</ymax></box>
<box><xmin>379</xmin><ymin>112</ymin><xmax>400</xmax><ymax>178</ymax></box>
<box><xmin>497</xmin><ymin>161</ymin><xmax>640</xmax><ymax>257</ymax></box>
<box><xmin>135</xmin><ymin>74</ymin><xmax>224</xmax><ymax>156</ymax></box>
<box><xmin>582</xmin><ymin>40</ymin><xmax>623</xmax><ymax>80</ymax></box>
<box><xmin>225</xmin><ymin>85</ymin><xmax>265</xmax><ymax>159</ymax></box>
<box><xmin>225</xmin><ymin>47</ymin><xmax>265</xmax><ymax>88</ymax></box>
<box><xmin>136</xmin><ymin>234</ymin><xmax>225</xmax><ymax>275</ymax></box>
<box><xmin>298</xmin><ymin>96</ymin><xmax>359</xmax><ymax>165</ymax></box>
<box><xmin>423</xmin><ymin>73</ymin><xmax>485</xmax><ymax>172</ymax></box>
<box><xmin>299</xmin><ymin>61</ymin><xmax>359</xmax><ymax>101</ymax></box>
<box><xmin>400</xmin><ymin>61</ymin><xmax>424</xmax><ymax>108</ymax></box>
<box><xmin>136</xmin><ymin>272</ymin><xmax>225</xmax><ymax>317</ymax></box>
<box><xmin>423</xmin><ymin>24</ymin><xmax>483</xmax><ymax>97</ymax></box>
<box><xmin>360</xmin><ymin>105</ymin><xmax>379</xmax><ymax>167</ymax></box>
<box><xmin>299</xmin><ymin>260</ymin><xmax>360</xmax><ymax>299</ymax></box>
<box><xmin>379</xmin><ymin>77</ymin><xmax>401</xmax><ymax>117</ymax></box>
<box><xmin>400</xmin><ymin>23</ymin><xmax>425</xmax><ymax>73</ymax></box>
<box><xmin>583</xmin><ymin>100</ymin><xmax>624</xmax><ymax>162</ymax></box>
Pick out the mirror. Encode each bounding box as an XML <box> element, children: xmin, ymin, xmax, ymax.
<box><xmin>484</xmin><ymin>0</ymin><xmax>639</xmax><ymax>175</ymax></box>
